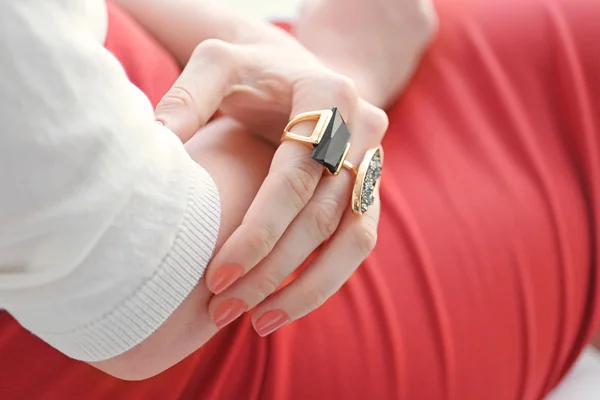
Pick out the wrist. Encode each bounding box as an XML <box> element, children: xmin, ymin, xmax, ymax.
<box><xmin>296</xmin><ymin>0</ymin><xmax>437</xmax><ymax>108</ymax></box>
<box><xmin>112</xmin><ymin>0</ymin><xmax>275</xmax><ymax>66</ymax></box>
<box><xmin>316</xmin><ymin>60</ymin><xmax>389</xmax><ymax>108</ymax></box>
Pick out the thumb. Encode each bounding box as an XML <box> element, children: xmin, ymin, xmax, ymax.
<box><xmin>155</xmin><ymin>39</ymin><xmax>238</xmax><ymax>143</ymax></box>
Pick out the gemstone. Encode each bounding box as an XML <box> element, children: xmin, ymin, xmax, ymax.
<box><xmin>310</xmin><ymin>107</ymin><xmax>351</xmax><ymax>174</ymax></box>
<box><xmin>359</xmin><ymin>149</ymin><xmax>382</xmax><ymax>213</ymax></box>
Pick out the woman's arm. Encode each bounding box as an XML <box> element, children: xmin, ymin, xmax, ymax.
<box><xmin>111</xmin><ymin>0</ymin><xmax>279</xmax><ymax>66</ymax></box>
<box><xmin>114</xmin><ymin>0</ymin><xmax>437</xmax><ymax>107</ymax></box>
<box><xmin>92</xmin><ymin>118</ymin><xmax>275</xmax><ymax>379</ymax></box>
<box><xmin>0</xmin><ymin>0</ymin><xmax>220</xmax><ymax>362</ymax></box>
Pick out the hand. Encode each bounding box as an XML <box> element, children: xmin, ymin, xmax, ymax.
<box><xmin>92</xmin><ymin>118</ymin><xmax>276</xmax><ymax>379</ymax></box>
<box><xmin>295</xmin><ymin>0</ymin><xmax>438</xmax><ymax>108</ymax></box>
<box><xmin>154</xmin><ymin>30</ymin><xmax>388</xmax><ymax>337</ymax></box>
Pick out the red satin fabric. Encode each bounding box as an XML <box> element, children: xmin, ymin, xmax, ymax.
<box><xmin>2</xmin><ymin>0</ymin><xmax>600</xmax><ymax>399</ymax></box>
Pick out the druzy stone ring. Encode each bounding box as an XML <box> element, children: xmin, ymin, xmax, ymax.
<box><xmin>281</xmin><ymin>107</ymin><xmax>383</xmax><ymax>215</ymax></box>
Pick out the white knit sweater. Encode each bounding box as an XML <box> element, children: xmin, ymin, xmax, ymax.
<box><xmin>0</xmin><ymin>0</ymin><xmax>220</xmax><ymax>362</ymax></box>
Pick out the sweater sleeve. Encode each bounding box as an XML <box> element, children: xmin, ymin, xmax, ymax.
<box><xmin>0</xmin><ymin>1</ymin><xmax>220</xmax><ymax>362</ymax></box>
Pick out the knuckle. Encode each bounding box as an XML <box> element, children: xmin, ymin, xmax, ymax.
<box><xmin>189</xmin><ymin>39</ymin><xmax>238</xmax><ymax>88</ymax></box>
<box><xmin>306</xmin><ymin>285</ymin><xmax>330</xmax><ymax>311</ymax></box>
<box><xmin>157</xmin><ymin>83</ymin><xmax>213</xmax><ymax>126</ymax></box>
<box><xmin>281</xmin><ymin>161</ymin><xmax>321</xmax><ymax>209</ymax></box>
<box><xmin>369</xmin><ymin>107</ymin><xmax>390</xmax><ymax>138</ymax></box>
<box><xmin>329</xmin><ymin>74</ymin><xmax>359</xmax><ymax>109</ymax></box>
<box><xmin>311</xmin><ymin>197</ymin><xmax>342</xmax><ymax>240</ymax></box>
<box><xmin>358</xmin><ymin>101</ymin><xmax>389</xmax><ymax>141</ymax></box>
<box><xmin>352</xmin><ymin>219</ymin><xmax>379</xmax><ymax>257</ymax></box>
<box><xmin>193</xmin><ymin>38</ymin><xmax>232</xmax><ymax>61</ymax></box>
<box><xmin>416</xmin><ymin>0</ymin><xmax>439</xmax><ymax>42</ymax></box>
<box><xmin>157</xmin><ymin>85</ymin><xmax>196</xmax><ymax>110</ymax></box>
<box><xmin>297</xmin><ymin>283</ymin><xmax>330</xmax><ymax>313</ymax></box>
<box><xmin>246</xmin><ymin>224</ymin><xmax>278</xmax><ymax>261</ymax></box>
<box><xmin>257</xmin><ymin>268</ymin><xmax>286</xmax><ymax>299</ymax></box>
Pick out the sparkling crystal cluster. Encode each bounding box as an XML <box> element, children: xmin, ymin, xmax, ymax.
<box><xmin>360</xmin><ymin>149</ymin><xmax>382</xmax><ymax>213</ymax></box>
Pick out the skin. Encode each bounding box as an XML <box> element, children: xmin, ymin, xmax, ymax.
<box><xmin>295</xmin><ymin>0</ymin><xmax>437</xmax><ymax>108</ymax></box>
<box><xmin>113</xmin><ymin>1</ymin><xmax>435</xmax><ymax>339</ymax></box>
<box><xmin>114</xmin><ymin>0</ymin><xmax>436</xmax><ymax>108</ymax></box>
<box><xmin>92</xmin><ymin>118</ymin><xmax>275</xmax><ymax>380</ymax></box>
<box><xmin>94</xmin><ymin>0</ymin><xmax>435</xmax><ymax>380</ymax></box>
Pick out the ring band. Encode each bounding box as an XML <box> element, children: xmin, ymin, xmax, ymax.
<box><xmin>282</xmin><ymin>107</ymin><xmax>383</xmax><ymax>215</ymax></box>
<box><xmin>343</xmin><ymin>160</ymin><xmax>358</xmax><ymax>175</ymax></box>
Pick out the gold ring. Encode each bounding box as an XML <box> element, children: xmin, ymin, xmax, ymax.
<box><xmin>343</xmin><ymin>160</ymin><xmax>358</xmax><ymax>175</ymax></box>
<box><xmin>282</xmin><ymin>107</ymin><xmax>383</xmax><ymax>215</ymax></box>
<box><xmin>346</xmin><ymin>146</ymin><xmax>383</xmax><ymax>215</ymax></box>
<box><xmin>281</xmin><ymin>107</ymin><xmax>351</xmax><ymax>175</ymax></box>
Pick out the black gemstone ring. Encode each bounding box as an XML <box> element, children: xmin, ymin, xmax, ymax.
<box><xmin>281</xmin><ymin>107</ymin><xmax>383</xmax><ymax>215</ymax></box>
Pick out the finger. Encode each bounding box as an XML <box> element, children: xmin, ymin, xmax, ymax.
<box><xmin>353</xmin><ymin>99</ymin><xmax>389</xmax><ymax>147</ymax></box>
<box><xmin>204</xmin><ymin>73</ymin><xmax>360</xmax><ymax>296</ymax></box>
<box><xmin>154</xmin><ymin>39</ymin><xmax>239</xmax><ymax>142</ymax></box>
<box><xmin>207</xmin><ymin>141</ymin><xmax>322</xmax><ymax>292</ymax></box>
<box><xmin>251</xmin><ymin>191</ymin><xmax>381</xmax><ymax>336</ymax></box>
<box><xmin>208</xmin><ymin>167</ymin><xmax>353</xmax><ymax>328</ymax></box>
<box><xmin>208</xmin><ymin>102</ymin><xmax>386</xmax><ymax>329</ymax></box>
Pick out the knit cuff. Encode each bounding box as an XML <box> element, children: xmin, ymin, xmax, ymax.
<box><xmin>33</xmin><ymin>158</ymin><xmax>220</xmax><ymax>361</ymax></box>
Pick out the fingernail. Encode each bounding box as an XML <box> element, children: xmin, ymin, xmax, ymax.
<box><xmin>213</xmin><ymin>298</ymin><xmax>248</xmax><ymax>329</ymax></box>
<box><xmin>254</xmin><ymin>310</ymin><xmax>290</xmax><ymax>337</ymax></box>
<box><xmin>210</xmin><ymin>264</ymin><xmax>244</xmax><ymax>294</ymax></box>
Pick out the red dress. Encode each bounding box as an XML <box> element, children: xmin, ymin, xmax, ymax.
<box><xmin>2</xmin><ymin>0</ymin><xmax>600</xmax><ymax>399</ymax></box>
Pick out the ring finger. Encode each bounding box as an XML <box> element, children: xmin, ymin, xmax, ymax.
<box><xmin>252</xmin><ymin>188</ymin><xmax>381</xmax><ymax>336</ymax></box>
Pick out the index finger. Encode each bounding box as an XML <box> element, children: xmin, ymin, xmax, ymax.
<box><xmin>154</xmin><ymin>39</ymin><xmax>238</xmax><ymax>142</ymax></box>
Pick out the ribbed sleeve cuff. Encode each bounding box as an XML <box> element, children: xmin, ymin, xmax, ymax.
<box><xmin>35</xmin><ymin>158</ymin><xmax>220</xmax><ymax>362</ymax></box>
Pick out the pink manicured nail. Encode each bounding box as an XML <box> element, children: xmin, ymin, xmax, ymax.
<box><xmin>210</xmin><ymin>264</ymin><xmax>244</xmax><ymax>294</ymax></box>
<box><xmin>213</xmin><ymin>298</ymin><xmax>248</xmax><ymax>329</ymax></box>
<box><xmin>254</xmin><ymin>310</ymin><xmax>290</xmax><ymax>337</ymax></box>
